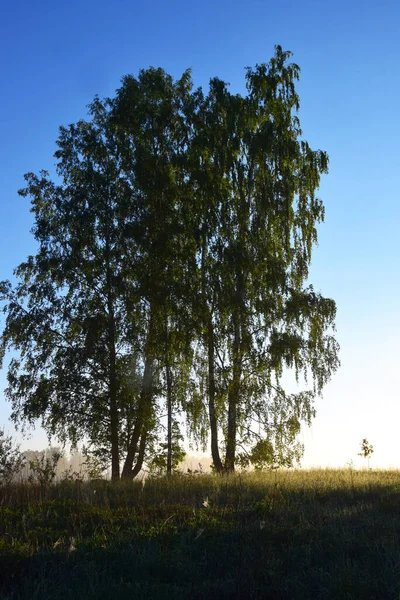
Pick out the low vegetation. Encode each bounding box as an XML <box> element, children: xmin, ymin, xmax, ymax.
<box><xmin>1</xmin><ymin>469</ymin><xmax>400</xmax><ymax>599</ymax></box>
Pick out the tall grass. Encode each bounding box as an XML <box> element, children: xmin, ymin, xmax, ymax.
<box><xmin>1</xmin><ymin>469</ymin><xmax>400</xmax><ymax>599</ymax></box>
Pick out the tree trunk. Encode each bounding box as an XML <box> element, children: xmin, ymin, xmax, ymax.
<box><xmin>201</xmin><ymin>225</ymin><xmax>223</xmax><ymax>473</ymax></box>
<box><xmin>121</xmin><ymin>354</ymin><xmax>153</xmax><ymax>479</ymax></box>
<box><xmin>164</xmin><ymin>318</ymin><xmax>173</xmax><ymax>475</ymax></box>
<box><xmin>225</xmin><ymin>248</ymin><xmax>244</xmax><ymax>473</ymax></box>
<box><xmin>131</xmin><ymin>431</ymin><xmax>147</xmax><ymax>479</ymax></box>
<box><xmin>225</xmin><ymin>314</ymin><xmax>240</xmax><ymax>472</ymax></box>
<box><xmin>207</xmin><ymin>316</ymin><xmax>224</xmax><ymax>473</ymax></box>
<box><xmin>225</xmin><ymin>236</ymin><xmax>246</xmax><ymax>473</ymax></box>
<box><xmin>109</xmin><ymin>347</ymin><xmax>120</xmax><ymax>481</ymax></box>
<box><xmin>105</xmin><ymin>244</ymin><xmax>120</xmax><ymax>481</ymax></box>
<box><xmin>166</xmin><ymin>359</ymin><xmax>173</xmax><ymax>475</ymax></box>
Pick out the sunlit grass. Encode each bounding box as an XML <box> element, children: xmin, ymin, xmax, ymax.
<box><xmin>1</xmin><ymin>469</ymin><xmax>400</xmax><ymax>599</ymax></box>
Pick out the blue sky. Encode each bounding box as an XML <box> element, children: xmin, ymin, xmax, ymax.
<box><xmin>1</xmin><ymin>0</ymin><xmax>400</xmax><ymax>467</ymax></box>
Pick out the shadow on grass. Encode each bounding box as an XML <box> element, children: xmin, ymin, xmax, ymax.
<box><xmin>2</xmin><ymin>476</ymin><xmax>400</xmax><ymax>599</ymax></box>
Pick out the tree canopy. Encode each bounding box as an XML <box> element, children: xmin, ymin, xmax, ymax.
<box><xmin>0</xmin><ymin>46</ymin><xmax>339</xmax><ymax>478</ymax></box>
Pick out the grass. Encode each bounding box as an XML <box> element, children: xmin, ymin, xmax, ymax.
<box><xmin>1</xmin><ymin>469</ymin><xmax>400</xmax><ymax>599</ymax></box>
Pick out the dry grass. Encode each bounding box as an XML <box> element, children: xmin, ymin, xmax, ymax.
<box><xmin>1</xmin><ymin>468</ymin><xmax>400</xmax><ymax>599</ymax></box>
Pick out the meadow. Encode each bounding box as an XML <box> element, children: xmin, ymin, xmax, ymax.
<box><xmin>1</xmin><ymin>469</ymin><xmax>400</xmax><ymax>599</ymax></box>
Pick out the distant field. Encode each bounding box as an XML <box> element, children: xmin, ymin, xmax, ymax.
<box><xmin>1</xmin><ymin>469</ymin><xmax>400</xmax><ymax>599</ymax></box>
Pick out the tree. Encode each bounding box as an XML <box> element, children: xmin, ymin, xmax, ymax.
<box><xmin>0</xmin><ymin>46</ymin><xmax>339</xmax><ymax>476</ymax></box>
<box><xmin>0</xmin><ymin>67</ymin><xmax>197</xmax><ymax>480</ymax></box>
<box><xmin>110</xmin><ymin>67</ymin><xmax>197</xmax><ymax>478</ymax></box>
<box><xmin>358</xmin><ymin>438</ymin><xmax>374</xmax><ymax>469</ymax></box>
<box><xmin>0</xmin><ymin>96</ymin><xmax>140</xmax><ymax>480</ymax></box>
<box><xmin>147</xmin><ymin>420</ymin><xmax>186</xmax><ymax>475</ymax></box>
<box><xmin>189</xmin><ymin>46</ymin><xmax>339</xmax><ymax>472</ymax></box>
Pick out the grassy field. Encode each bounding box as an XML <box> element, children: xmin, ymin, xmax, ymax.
<box><xmin>1</xmin><ymin>469</ymin><xmax>400</xmax><ymax>599</ymax></box>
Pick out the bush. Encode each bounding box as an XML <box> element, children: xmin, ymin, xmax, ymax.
<box><xmin>0</xmin><ymin>429</ymin><xmax>25</xmax><ymax>483</ymax></box>
<box><xmin>27</xmin><ymin>450</ymin><xmax>62</xmax><ymax>487</ymax></box>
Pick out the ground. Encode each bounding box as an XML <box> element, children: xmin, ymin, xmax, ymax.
<box><xmin>1</xmin><ymin>469</ymin><xmax>400</xmax><ymax>599</ymax></box>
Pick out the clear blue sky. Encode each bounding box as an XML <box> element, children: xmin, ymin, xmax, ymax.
<box><xmin>1</xmin><ymin>0</ymin><xmax>400</xmax><ymax>467</ymax></box>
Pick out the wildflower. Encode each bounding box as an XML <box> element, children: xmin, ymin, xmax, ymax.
<box><xmin>202</xmin><ymin>497</ymin><xmax>209</xmax><ymax>508</ymax></box>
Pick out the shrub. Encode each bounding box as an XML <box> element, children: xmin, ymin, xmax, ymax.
<box><xmin>0</xmin><ymin>429</ymin><xmax>25</xmax><ymax>483</ymax></box>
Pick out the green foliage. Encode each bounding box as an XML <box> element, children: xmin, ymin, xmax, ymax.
<box><xmin>0</xmin><ymin>45</ymin><xmax>339</xmax><ymax>478</ymax></box>
<box><xmin>0</xmin><ymin>430</ymin><xmax>25</xmax><ymax>484</ymax></box>
<box><xmin>147</xmin><ymin>421</ymin><xmax>186</xmax><ymax>475</ymax></box>
<box><xmin>358</xmin><ymin>438</ymin><xmax>374</xmax><ymax>468</ymax></box>
<box><xmin>186</xmin><ymin>45</ymin><xmax>339</xmax><ymax>471</ymax></box>
<box><xmin>80</xmin><ymin>446</ymin><xmax>109</xmax><ymax>480</ymax></box>
<box><xmin>358</xmin><ymin>438</ymin><xmax>374</xmax><ymax>459</ymax></box>
<box><xmin>27</xmin><ymin>450</ymin><xmax>62</xmax><ymax>487</ymax></box>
